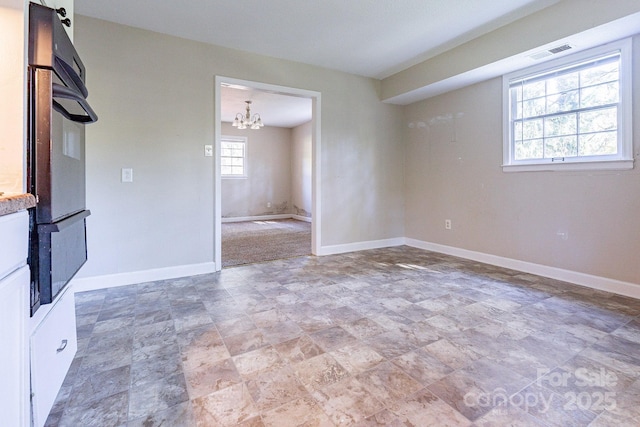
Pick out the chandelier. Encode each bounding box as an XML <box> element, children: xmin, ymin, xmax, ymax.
<box><xmin>232</xmin><ymin>101</ymin><xmax>264</xmax><ymax>130</ymax></box>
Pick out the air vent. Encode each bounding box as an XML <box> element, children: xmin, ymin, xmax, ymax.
<box><xmin>528</xmin><ymin>43</ymin><xmax>574</xmax><ymax>61</ymax></box>
<box><xmin>529</xmin><ymin>51</ymin><xmax>553</xmax><ymax>60</ymax></box>
<box><xmin>548</xmin><ymin>44</ymin><xmax>573</xmax><ymax>54</ymax></box>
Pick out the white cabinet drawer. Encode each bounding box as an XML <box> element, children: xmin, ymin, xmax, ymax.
<box><xmin>30</xmin><ymin>288</ymin><xmax>77</xmax><ymax>427</ymax></box>
<box><xmin>0</xmin><ymin>211</ymin><xmax>28</xmax><ymax>280</ymax></box>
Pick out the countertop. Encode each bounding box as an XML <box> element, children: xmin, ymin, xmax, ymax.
<box><xmin>0</xmin><ymin>193</ymin><xmax>36</xmax><ymax>216</ymax></box>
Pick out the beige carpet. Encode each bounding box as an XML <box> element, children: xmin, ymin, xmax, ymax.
<box><xmin>221</xmin><ymin>219</ymin><xmax>311</xmax><ymax>267</ymax></box>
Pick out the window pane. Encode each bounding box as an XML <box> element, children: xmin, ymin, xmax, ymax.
<box><xmin>510</xmin><ymin>87</ymin><xmax>522</xmax><ymax>119</ymax></box>
<box><xmin>579</xmin><ymin>131</ymin><xmax>617</xmax><ymax>156</ymax></box>
<box><xmin>515</xmin><ymin>139</ymin><xmax>543</xmax><ymax>160</ymax></box>
<box><xmin>514</xmin><ymin>121</ymin><xmax>523</xmax><ymax>142</ymax></box>
<box><xmin>544</xmin><ymin>113</ymin><xmax>576</xmax><ymax>137</ymax></box>
<box><xmin>221</xmin><ymin>139</ymin><xmax>246</xmax><ymax>176</ymax></box>
<box><xmin>512</xmin><ymin>85</ymin><xmax>523</xmax><ymax>102</ymax></box>
<box><xmin>546</xmin><ymin>72</ymin><xmax>578</xmax><ymax>95</ymax></box>
<box><xmin>515</xmin><ymin>101</ymin><xmax>522</xmax><ymax>120</ymax></box>
<box><xmin>545</xmin><ymin>136</ymin><xmax>577</xmax><ymax>157</ymax></box>
<box><xmin>580</xmin><ymin>82</ymin><xmax>618</xmax><ymax>108</ymax></box>
<box><xmin>523</xmin><ymin>119</ymin><xmax>543</xmax><ymax>139</ymax></box>
<box><xmin>579</xmin><ymin>107</ymin><xmax>617</xmax><ymax>133</ymax></box>
<box><xmin>546</xmin><ymin>89</ymin><xmax>578</xmax><ymax>114</ymax></box>
<box><xmin>523</xmin><ymin>81</ymin><xmax>545</xmax><ymax>100</ymax></box>
<box><xmin>522</xmin><ymin>98</ymin><xmax>545</xmax><ymax>118</ymax></box>
<box><xmin>580</xmin><ymin>61</ymin><xmax>618</xmax><ymax>86</ymax></box>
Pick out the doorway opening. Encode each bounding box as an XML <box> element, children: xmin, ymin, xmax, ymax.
<box><xmin>214</xmin><ymin>77</ymin><xmax>321</xmax><ymax>270</ymax></box>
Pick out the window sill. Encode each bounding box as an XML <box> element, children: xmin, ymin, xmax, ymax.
<box><xmin>502</xmin><ymin>159</ymin><xmax>634</xmax><ymax>172</ymax></box>
<box><xmin>221</xmin><ymin>175</ymin><xmax>247</xmax><ymax>180</ymax></box>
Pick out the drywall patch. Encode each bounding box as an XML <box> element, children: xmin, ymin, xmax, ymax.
<box><xmin>408</xmin><ymin>112</ymin><xmax>465</xmax><ymax>146</ymax></box>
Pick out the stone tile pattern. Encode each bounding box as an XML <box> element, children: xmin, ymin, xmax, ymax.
<box><xmin>46</xmin><ymin>246</ymin><xmax>640</xmax><ymax>426</ymax></box>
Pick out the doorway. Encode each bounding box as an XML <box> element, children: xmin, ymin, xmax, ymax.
<box><xmin>214</xmin><ymin>76</ymin><xmax>321</xmax><ymax>270</ymax></box>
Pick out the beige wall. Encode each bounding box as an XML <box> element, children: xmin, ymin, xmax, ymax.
<box><xmin>291</xmin><ymin>121</ymin><xmax>312</xmax><ymax>218</ymax></box>
<box><xmin>71</xmin><ymin>7</ymin><xmax>637</xmax><ymax>284</ymax></box>
<box><xmin>221</xmin><ymin>123</ymin><xmax>292</xmax><ymax>218</ymax></box>
<box><xmin>403</xmin><ymin>35</ymin><xmax>640</xmax><ymax>284</ymax></box>
<box><xmin>74</xmin><ymin>15</ymin><xmax>404</xmax><ymax>277</ymax></box>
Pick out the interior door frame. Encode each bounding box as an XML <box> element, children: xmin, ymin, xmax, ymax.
<box><xmin>214</xmin><ymin>76</ymin><xmax>321</xmax><ymax>270</ymax></box>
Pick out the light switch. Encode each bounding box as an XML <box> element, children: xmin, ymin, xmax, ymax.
<box><xmin>204</xmin><ymin>145</ymin><xmax>213</xmax><ymax>157</ymax></box>
<box><xmin>121</xmin><ymin>168</ymin><xmax>133</xmax><ymax>182</ymax></box>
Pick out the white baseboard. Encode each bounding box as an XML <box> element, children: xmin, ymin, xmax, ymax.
<box><xmin>71</xmin><ymin>262</ymin><xmax>217</xmax><ymax>294</ymax></box>
<box><xmin>317</xmin><ymin>237</ymin><xmax>405</xmax><ymax>256</ymax></box>
<box><xmin>405</xmin><ymin>238</ymin><xmax>640</xmax><ymax>300</ymax></box>
<box><xmin>222</xmin><ymin>214</ymin><xmax>291</xmax><ymax>223</ymax></box>
<box><xmin>70</xmin><ymin>237</ymin><xmax>639</xmax><ymax>300</ymax></box>
<box><xmin>222</xmin><ymin>214</ymin><xmax>312</xmax><ymax>223</ymax></box>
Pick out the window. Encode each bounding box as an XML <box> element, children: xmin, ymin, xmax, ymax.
<box><xmin>503</xmin><ymin>38</ymin><xmax>633</xmax><ymax>172</ymax></box>
<box><xmin>221</xmin><ymin>136</ymin><xmax>247</xmax><ymax>178</ymax></box>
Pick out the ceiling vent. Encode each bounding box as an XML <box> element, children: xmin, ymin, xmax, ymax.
<box><xmin>529</xmin><ymin>44</ymin><xmax>574</xmax><ymax>61</ymax></box>
<box><xmin>548</xmin><ymin>44</ymin><xmax>573</xmax><ymax>54</ymax></box>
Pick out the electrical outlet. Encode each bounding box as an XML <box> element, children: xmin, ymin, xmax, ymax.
<box><xmin>267</xmin><ymin>202</ymin><xmax>272</xmax><ymax>208</ymax></box>
<box><xmin>445</xmin><ymin>219</ymin><xmax>452</xmax><ymax>230</ymax></box>
<box><xmin>204</xmin><ymin>145</ymin><xmax>213</xmax><ymax>157</ymax></box>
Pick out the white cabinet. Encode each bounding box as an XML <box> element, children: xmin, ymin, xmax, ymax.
<box><xmin>30</xmin><ymin>287</ymin><xmax>78</xmax><ymax>427</ymax></box>
<box><xmin>0</xmin><ymin>210</ymin><xmax>28</xmax><ymax>279</ymax></box>
<box><xmin>0</xmin><ymin>211</ymin><xmax>30</xmax><ymax>427</ymax></box>
<box><xmin>0</xmin><ymin>267</ymin><xmax>30</xmax><ymax>427</ymax></box>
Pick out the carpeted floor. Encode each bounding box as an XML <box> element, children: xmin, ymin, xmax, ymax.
<box><xmin>221</xmin><ymin>219</ymin><xmax>311</xmax><ymax>267</ymax></box>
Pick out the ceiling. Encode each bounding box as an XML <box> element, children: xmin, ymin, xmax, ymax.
<box><xmin>74</xmin><ymin>0</ymin><xmax>562</xmax><ymax>128</ymax></box>
<box><xmin>220</xmin><ymin>85</ymin><xmax>312</xmax><ymax>128</ymax></box>
<box><xmin>75</xmin><ymin>0</ymin><xmax>560</xmax><ymax>80</ymax></box>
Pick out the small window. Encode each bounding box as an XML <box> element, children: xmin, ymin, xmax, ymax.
<box><xmin>221</xmin><ymin>136</ymin><xmax>247</xmax><ymax>178</ymax></box>
<box><xmin>503</xmin><ymin>38</ymin><xmax>633</xmax><ymax>172</ymax></box>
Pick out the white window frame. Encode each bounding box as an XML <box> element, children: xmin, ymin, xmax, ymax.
<box><xmin>221</xmin><ymin>136</ymin><xmax>248</xmax><ymax>179</ymax></box>
<box><xmin>502</xmin><ymin>38</ymin><xmax>633</xmax><ymax>172</ymax></box>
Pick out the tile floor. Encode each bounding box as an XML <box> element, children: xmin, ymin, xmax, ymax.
<box><xmin>46</xmin><ymin>246</ymin><xmax>640</xmax><ymax>426</ymax></box>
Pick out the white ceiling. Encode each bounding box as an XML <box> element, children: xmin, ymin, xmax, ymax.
<box><xmin>74</xmin><ymin>0</ymin><xmax>562</xmax><ymax>128</ymax></box>
<box><xmin>75</xmin><ymin>0</ymin><xmax>559</xmax><ymax>79</ymax></box>
<box><xmin>220</xmin><ymin>85</ymin><xmax>312</xmax><ymax>128</ymax></box>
